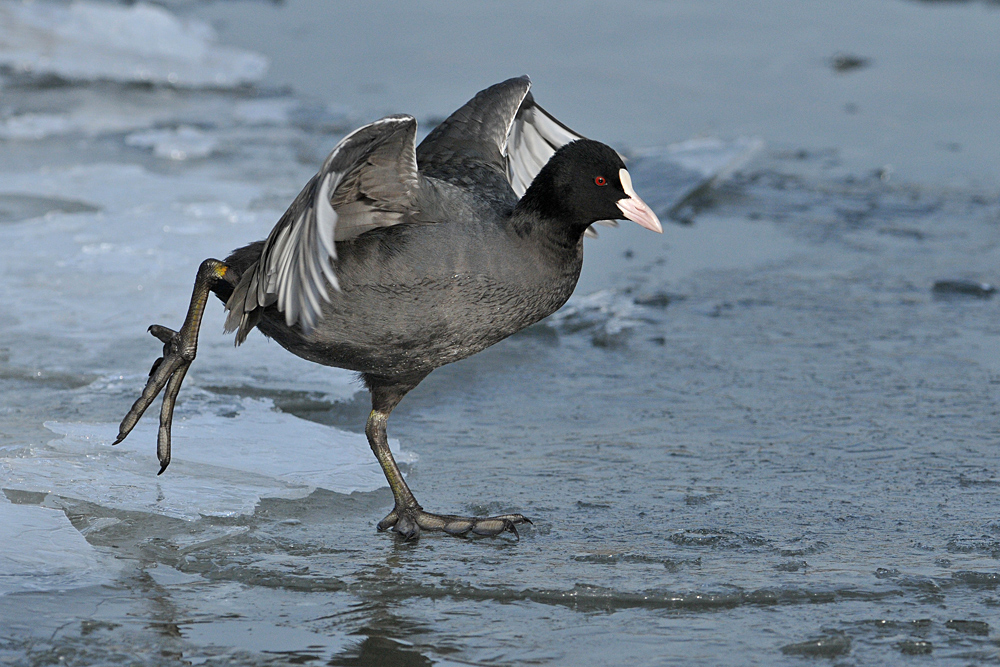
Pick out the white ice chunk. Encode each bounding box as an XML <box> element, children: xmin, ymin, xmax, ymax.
<box><xmin>0</xmin><ymin>494</ymin><xmax>119</xmax><ymax>596</ymax></box>
<box><xmin>234</xmin><ymin>98</ymin><xmax>297</xmax><ymax>126</ymax></box>
<box><xmin>650</xmin><ymin>137</ymin><xmax>764</xmax><ymax>182</ymax></box>
<box><xmin>547</xmin><ymin>289</ymin><xmax>650</xmax><ymax>345</ymax></box>
<box><xmin>0</xmin><ymin>92</ymin><xmax>253</xmax><ymax>140</ymax></box>
<box><xmin>126</xmin><ymin>126</ymin><xmax>218</xmax><ymax>160</ymax></box>
<box><xmin>627</xmin><ymin>137</ymin><xmax>763</xmax><ymax>217</ymax></box>
<box><xmin>0</xmin><ymin>112</ymin><xmax>72</xmax><ymax>140</ymax></box>
<box><xmin>0</xmin><ymin>0</ymin><xmax>267</xmax><ymax>87</ymax></box>
<box><xmin>1</xmin><ymin>396</ymin><xmax>414</xmax><ymax>521</ymax></box>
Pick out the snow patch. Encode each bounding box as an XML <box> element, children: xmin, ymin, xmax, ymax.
<box><xmin>0</xmin><ymin>0</ymin><xmax>267</xmax><ymax>87</ymax></box>
<box><xmin>126</xmin><ymin>126</ymin><xmax>218</xmax><ymax>160</ymax></box>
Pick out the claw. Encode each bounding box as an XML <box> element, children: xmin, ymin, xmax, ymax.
<box><xmin>114</xmin><ymin>258</ymin><xmax>228</xmax><ymax>472</ymax></box>
<box><xmin>377</xmin><ymin>507</ymin><xmax>399</xmax><ymax>532</ymax></box>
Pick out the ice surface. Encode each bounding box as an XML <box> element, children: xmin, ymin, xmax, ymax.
<box><xmin>126</xmin><ymin>126</ymin><xmax>219</xmax><ymax>160</ymax></box>
<box><xmin>652</xmin><ymin>137</ymin><xmax>764</xmax><ymax>182</ymax></box>
<box><xmin>629</xmin><ymin>137</ymin><xmax>763</xmax><ymax>217</ymax></box>
<box><xmin>0</xmin><ymin>91</ymin><xmax>296</xmax><ymax>140</ymax></box>
<box><xmin>0</xmin><ymin>112</ymin><xmax>74</xmax><ymax>140</ymax></box>
<box><xmin>2</xmin><ymin>394</ymin><xmax>411</xmax><ymax>521</ymax></box>
<box><xmin>546</xmin><ymin>290</ymin><xmax>656</xmax><ymax>347</ymax></box>
<box><xmin>0</xmin><ymin>0</ymin><xmax>267</xmax><ymax>87</ymax></box>
<box><xmin>0</xmin><ymin>161</ymin><xmax>360</xmax><ymax>399</ymax></box>
<box><xmin>0</xmin><ymin>160</ymin><xmax>392</xmax><ymax>518</ymax></box>
<box><xmin>233</xmin><ymin>98</ymin><xmax>298</xmax><ymax>126</ymax></box>
<box><xmin>0</xmin><ymin>145</ymin><xmax>756</xmax><ymax>527</ymax></box>
<box><xmin>2</xmin><ymin>0</ymin><xmax>999</xmax><ymax>661</ymax></box>
<box><xmin>0</xmin><ymin>494</ymin><xmax>119</xmax><ymax>596</ymax></box>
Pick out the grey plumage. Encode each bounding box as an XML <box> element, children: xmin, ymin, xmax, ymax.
<box><xmin>224</xmin><ymin>76</ymin><xmax>590</xmax><ymax>342</ymax></box>
<box><xmin>224</xmin><ymin>115</ymin><xmax>421</xmax><ymax>341</ymax></box>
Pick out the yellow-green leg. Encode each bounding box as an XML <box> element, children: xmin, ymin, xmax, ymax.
<box><xmin>365</xmin><ymin>383</ymin><xmax>531</xmax><ymax>541</ymax></box>
<box><xmin>114</xmin><ymin>258</ymin><xmax>230</xmax><ymax>473</ymax></box>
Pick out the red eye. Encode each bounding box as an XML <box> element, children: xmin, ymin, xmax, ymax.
<box><xmin>595</xmin><ymin>176</ymin><xmax>607</xmax><ymax>186</ymax></box>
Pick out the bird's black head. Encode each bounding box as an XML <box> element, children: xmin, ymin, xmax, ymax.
<box><xmin>515</xmin><ymin>139</ymin><xmax>662</xmax><ymax>238</ymax></box>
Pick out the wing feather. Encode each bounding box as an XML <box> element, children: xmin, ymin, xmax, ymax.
<box><xmin>224</xmin><ymin>116</ymin><xmax>419</xmax><ymax>341</ymax></box>
<box><xmin>415</xmin><ymin>76</ymin><xmax>531</xmax><ymax>190</ymax></box>
<box><xmin>505</xmin><ymin>93</ymin><xmax>588</xmax><ymax>198</ymax></box>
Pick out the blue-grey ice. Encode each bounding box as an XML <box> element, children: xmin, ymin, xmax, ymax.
<box><xmin>0</xmin><ymin>494</ymin><xmax>119</xmax><ymax>596</ymax></box>
<box><xmin>3</xmin><ymin>0</ymin><xmax>999</xmax><ymax>663</ymax></box>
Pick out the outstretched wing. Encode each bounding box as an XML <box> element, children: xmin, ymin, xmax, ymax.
<box><xmin>505</xmin><ymin>90</ymin><xmax>617</xmax><ymax>238</ymax></box>
<box><xmin>505</xmin><ymin>91</ymin><xmax>587</xmax><ymax>197</ymax></box>
<box><xmin>416</xmin><ymin>76</ymin><xmax>532</xmax><ymax>194</ymax></box>
<box><xmin>224</xmin><ymin>115</ymin><xmax>419</xmax><ymax>342</ymax></box>
<box><xmin>416</xmin><ymin>76</ymin><xmax>589</xmax><ymax>200</ymax></box>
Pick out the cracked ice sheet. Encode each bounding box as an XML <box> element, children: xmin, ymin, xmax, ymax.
<box><xmin>0</xmin><ymin>162</ymin><xmax>402</xmax><ymax>519</ymax></box>
<box><xmin>2</xmin><ymin>394</ymin><xmax>412</xmax><ymax>521</ymax></box>
<box><xmin>0</xmin><ymin>494</ymin><xmax>120</xmax><ymax>596</ymax></box>
<box><xmin>0</xmin><ymin>0</ymin><xmax>267</xmax><ymax>87</ymax></box>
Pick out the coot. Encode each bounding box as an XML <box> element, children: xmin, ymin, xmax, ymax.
<box><xmin>115</xmin><ymin>76</ymin><xmax>662</xmax><ymax>540</ymax></box>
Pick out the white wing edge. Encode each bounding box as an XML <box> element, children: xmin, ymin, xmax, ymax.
<box><xmin>505</xmin><ymin>100</ymin><xmax>587</xmax><ymax>198</ymax></box>
<box><xmin>229</xmin><ymin>115</ymin><xmax>417</xmax><ymax>338</ymax></box>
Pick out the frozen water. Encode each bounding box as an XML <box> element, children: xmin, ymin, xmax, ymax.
<box><xmin>650</xmin><ymin>137</ymin><xmax>764</xmax><ymax>183</ymax></box>
<box><xmin>3</xmin><ymin>0</ymin><xmax>1000</xmax><ymax>664</ymax></box>
<box><xmin>0</xmin><ymin>112</ymin><xmax>73</xmax><ymax>141</ymax></box>
<box><xmin>126</xmin><ymin>126</ymin><xmax>219</xmax><ymax>160</ymax></box>
<box><xmin>0</xmin><ymin>0</ymin><xmax>267</xmax><ymax>87</ymax></box>
<box><xmin>0</xmin><ymin>90</ymin><xmax>300</xmax><ymax>141</ymax></box>
<box><xmin>233</xmin><ymin>98</ymin><xmax>298</xmax><ymax>126</ymax></box>
<box><xmin>2</xmin><ymin>394</ymin><xmax>410</xmax><ymax>520</ymax></box>
<box><xmin>546</xmin><ymin>290</ymin><xmax>657</xmax><ymax>347</ymax></box>
<box><xmin>0</xmin><ymin>494</ymin><xmax>119</xmax><ymax>596</ymax></box>
<box><xmin>0</xmin><ymin>161</ymin><xmax>361</xmax><ymax>401</ymax></box>
<box><xmin>629</xmin><ymin>137</ymin><xmax>764</xmax><ymax>217</ymax></box>
<box><xmin>0</xmin><ymin>161</ymin><xmax>404</xmax><ymax>520</ymax></box>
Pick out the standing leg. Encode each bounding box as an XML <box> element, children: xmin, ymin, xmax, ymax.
<box><xmin>365</xmin><ymin>379</ymin><xmax>531</xmax><ymax>540</ymax></box>
<box><xmin>115</xmin><ymin>258</ymin><xmax>231</xmax><ymax>473</ymax></box>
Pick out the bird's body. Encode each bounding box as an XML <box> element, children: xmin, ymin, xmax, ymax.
<box><xmin>116</xmin><ymin>76</ymin><xmax>661</xmax><ymax>539</ymax></box>
<box><xmin>224</xmin><ymin>191</ymin><xmax>582</xmax><ymax>381</ymax></box>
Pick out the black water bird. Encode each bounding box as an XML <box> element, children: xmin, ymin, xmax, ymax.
<box><xmin>115</xmin><ymin>76</ymin><xmax>662</xmax><ymax>539</ymax></box>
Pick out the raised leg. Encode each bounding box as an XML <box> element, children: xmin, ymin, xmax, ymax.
<box><xmin>365</xmin><ymin>381</ymin><xmax>531</xmax><ymax>541</ymax></box>
<box><xmin>114</xmin><ymin>259</ymin><xmax>230</xmax><ymax>473</ymax></box>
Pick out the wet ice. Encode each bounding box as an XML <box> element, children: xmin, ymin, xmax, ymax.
<box><xmin>4</xmin><ymin>395</ymin><xmax>412</xmax><ymax>521</ymax></box>
<box><xmin>2</xmin><ymin>0</ymin><xmax>1000</xmax><ymax>664</ymax></box>
<box><xmin>0</xmin><ymin>493</ymin><xmax>119</xmax><ymax>596</ymax></box>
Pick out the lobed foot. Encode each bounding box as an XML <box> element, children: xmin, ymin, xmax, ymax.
<box><xmin>114</xmin><ymin>258</ymin><xmax>228</xmax><ymax>474</ymax></box>
<box><xmin>377</xmin><ymin>505</ymin><xmax>531</xmax><ymax>541</ymax></box>
<box><xmin>114</xmin><ymin>324</ymin><xmax>195</xmax><ymax>474</ymax></box>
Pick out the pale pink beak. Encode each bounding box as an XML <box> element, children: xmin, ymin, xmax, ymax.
<box><xmin>616</xmin><ymin>168</ymin><xmax>662</xmax><ymax>233</ymax></box>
